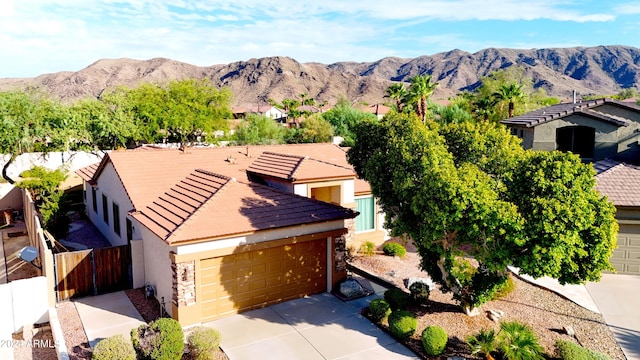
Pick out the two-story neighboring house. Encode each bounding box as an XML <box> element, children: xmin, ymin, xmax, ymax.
<box><xmin>76</xmin><ymin>143</ymin><xmax>388</xmax><ymax>326</ymax></box>
<box><xmin>502</xmin><ymin>98</ymin><xmax>640</xmax><ymax>275</ymax></box>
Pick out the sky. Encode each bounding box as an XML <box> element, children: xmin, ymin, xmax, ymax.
<box><xmin>2</xmin><ymin>0</ymin><xmax>640</xmax><ymax>78</ymax></box>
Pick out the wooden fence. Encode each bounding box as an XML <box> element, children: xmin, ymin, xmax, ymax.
<box><xmin>54</xmin><ymin>245</ymin><xmax>131</xmax><ymax>301</ymax></box>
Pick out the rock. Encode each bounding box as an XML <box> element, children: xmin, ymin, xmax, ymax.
<box><xmin>487</xmin><ymin>309</ymin><xmax>505</xmax><ymax>322</ymax></box>
<box><xmin>339</xmin><ymin>279</ymin><xmax>368</xmax><ymax>299</ymax></box>
<box><xmin>564</xmin><ymin>326</ymin><xmax>575</xmax><ymax>336</ymax></box>
<box><xmin>404</xmin><ymin>277</ymin><xmax>435</xmax><ymax>291</ymax></box>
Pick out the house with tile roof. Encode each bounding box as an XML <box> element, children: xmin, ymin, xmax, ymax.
<box><xmin>232</xmin><ymin>104</ymin><xmax>287</xmax><ymax>122</ymax></box>
<box><xmin>503</xmin><ymin>99</ymin><xmax>640</xmax><ymax>275</ymax></box>
<box><xmin>594</xmin><ymin>160</ymin><xmax>640</xmax><ymax>275</ymax></box>
<box><xmin>501</xmin><ymin>98</ymin><xmax>640</xmax><ymax>163</ymax></box>
<box><xmin>76</xmin><ymin>143</ymin><xmax>388</xmax><ymax>325</ymax></box>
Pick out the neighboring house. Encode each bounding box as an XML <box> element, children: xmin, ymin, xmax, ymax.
<box><xmin>503</xmin><ymin>99</ymin><xmax>640</xmax><ymax>275</ymax></box>
<box><xmin>76</xmin><ymin>143</ymin><xmax>388</xmax><ymax>326</ymax></box>
<box><xmin>501</xmin><ymin>98</ymin><xmax>640</xmax><ymax>163</ymax></box>
<box><xmin>232</xmin><ymin>105</ymin><xmax>287</xmax><ymax>122</ymax></box>
<box><xmin>594</xmin><ymin>160</ymin><xmax>640</xmax><ymax>275</ymax></box>
<box><xmin>359</xmin><ymin>104</ymin><xmax>391</xmax><ymax>120</ymax></box>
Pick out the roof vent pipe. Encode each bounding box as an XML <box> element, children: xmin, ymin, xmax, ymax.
<box><xmin>573</xmin><ymin>90</ymin><xmax>577</xmax><ymax>104</ymax></box>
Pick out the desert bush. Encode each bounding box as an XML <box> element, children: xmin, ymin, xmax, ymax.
<box><xmin>409</xmin><ymin>281</ymin><xmax>430</xmax><ymax>305</ymax></box>
<box><xmin>384</xmin><ymin>288</ymin><xmax>410</xmax><ymax>309</ymax></box>
<box><xmin>92</xmin><ymin>334</ymin><xmax>136</xmax><ymax>360</ymax></box>
<box><xmin>467</xmin><ymin>328</ymin><xmax>497</xmax><ymax>360</ymax></box>
<box><xmin>492</xmin><ymin>274</ymin><xmax>515</xmax><ymax>300</ymax></box>
<box><xmin>497</xmin><ymin>321</ymin><xmax>544</xmax><ymax>360</ymax></box>
<box><xmin>555</xmin><ymin>340</ymin><xmax>611</xmax><ymax>360</ymax></box>
<box><xmin>388</xmin><ymin>310</ymin><xmax>417</xmax><ymax>340</ymax></box>
<box><xmin>421</xmin><ymin>325</ymin><xmax>448</xmax><ymax>356</ymax></box>
<box><xmin>368</xmin><ymin>298</ymin><xmax>392</xmax><ymax>322</ymax></box>
<box><xmin>359</xmin><ymin>241</ymin><xmax>376</xmax><ymax>256</ymax></box>
<box><xmin>382</xmin><ymin>242</ymin><xmax>406</xmax><ymax>257</ymax></box>
<box><xmin>131</xmin><ymin>318</ymin><xmax>185</xmax><ymax>360</ymax></box>
<box><xmin>187</xmin><ymin>326</ymin><xmax>222</xmax><ymax>360</ymax></box>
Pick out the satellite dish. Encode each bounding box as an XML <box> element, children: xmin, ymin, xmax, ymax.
<box><xmin>20</xmin><ymin>246</ymin><xmax>39</xmax><ymax>263</ymax></box>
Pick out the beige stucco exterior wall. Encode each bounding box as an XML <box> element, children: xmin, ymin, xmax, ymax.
<box><xmin>136</xmin><ymin>224</ymin><xmax>175</xmax><ymax>317</ymax></box>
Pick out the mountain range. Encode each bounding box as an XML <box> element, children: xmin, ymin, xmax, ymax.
<box><xmin>1</xmin><ymin>45</ymin><xmax>639</xmax><ymax>106</ymax></box>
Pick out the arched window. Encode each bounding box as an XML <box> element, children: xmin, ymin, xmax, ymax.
<box><xmin>556</xmin><ymin>126</ymin><xmax>595</xmax><ymax>158</ymax></box>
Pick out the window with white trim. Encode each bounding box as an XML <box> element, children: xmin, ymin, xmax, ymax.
<box><xmin>355</xmin><ymin>197</ymin><xmax>375</xmax><ymax>232</ymax></box>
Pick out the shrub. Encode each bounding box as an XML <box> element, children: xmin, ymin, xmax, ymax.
<box><xmin>387</xmin><ymin>310</ymin><xmax>417</xmax><ymax>340</ymax></box>
<box><xmin>384</xmin><ymin>288</ymin><xmax>410</xmax><ymax>310</ymax></box>
<box><xmin>555</xmin><ymin>340</ymin><xmax>611</xmax><ymax>360</ymax></box>
<box><xmin>421</xmin><ymin>326</ymin><xmax>448</xmax><ymax>356</ymax></box>
<box><xmin>131</xmin><ymin>318</ymin><xmax>185</xmax><ymax>360</ymax></box>
<box><xmin>92</xmin><ymin>334</ymin><xmax>136</xmax><ymax>360</ymax></box>
<box><xmin>497</xmin><ymin>321</ymin><xmax>544</xmax><ymax>360</ymax></box>
<box><xmin>368</xmin><ymin>298</ymin><xmax>391</xmax><ymax>322</ymax></box>
<box><xmin>359</xmin><ymin>241</ymin><xmax>376</xmax><ymax>256</ymax></box>
<box><xmin>409</xmin><ymin>281</ymin><xmax>430</xmax><ymax>305</ymax></box>
<box><xmin>492</xmin><ymin>274</ymin><xmax>516</xmax><ymax>300</ymax></box>
<box><xmin>187</xmin><ymin>326</ymin><xmax>222</xmax><ymax>360</ymax></box>
<box><xmin>467</xmin><ymin>328</ymin><xmax>497</xmax><ymax>359</ymax></box>
<box><xmin>382</xmin><ymin>242</ymin><xmax>406</xmax><ymax>257</ymax></box>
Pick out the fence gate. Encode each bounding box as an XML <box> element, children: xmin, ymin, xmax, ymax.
<box><xmin>54</xmin><ymin>245</ymin><xmax>131</xmax><ymax>301</ymax></box>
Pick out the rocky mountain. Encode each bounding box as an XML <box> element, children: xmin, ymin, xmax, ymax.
<box><xmin>1</xmin><ymin>45</ymin><xmax>639</xmax><ymax>106</ymax></box>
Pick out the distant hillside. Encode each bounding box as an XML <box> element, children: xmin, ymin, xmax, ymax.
<box><xmin>1</xmin><ymin>45</ymin><xmax>639</xmax><ymax>106</ymax></box>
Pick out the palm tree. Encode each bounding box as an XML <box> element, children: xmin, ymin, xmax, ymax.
<box><xmin>384</xmin><ymin>83</ymin><xmax>407</xmax><ymax>113</ymax></box>
<box><xmin>408</xmin><ymin>74</ymin><xmax>438</xmax><ymax>123</ymax></box>
<box><xmin>494</xmin><ymin>83</ymin><xmax>524</xmax><ymax>118</ymax></box>
<box><xmin>473</xmin><ymin>97</ymin><xmax>498</xmax><ymax>121</ymax></box>
<box><xmin>497</xmin><ymin>321</ymin><xmax>544</xmax><ymax>360</ymax></box>
<box><xmin>467</xmin><ymin>328</ymin><xmax>497</xmax><ymax>360</ymax></box>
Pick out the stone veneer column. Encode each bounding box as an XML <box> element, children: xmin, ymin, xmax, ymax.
<box><xmin>172</xmin><ymin>261</ymin><xmax>196</xmax><ymax>307</ymax></box>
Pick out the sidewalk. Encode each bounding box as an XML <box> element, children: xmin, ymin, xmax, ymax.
<box><xmin>74</xmin><ymin>291</ymin><xmax>145</xmax><ymax>348</ymax></box>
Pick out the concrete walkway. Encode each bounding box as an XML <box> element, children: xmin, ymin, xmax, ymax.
<box><xmin>586</xmin><ymin>274</ymin><xmax>640</xmax><ymax>360</ymax></box>
<box><xmin>74</xmin><ymin>291</ymin><xmax>145</xmax><ymax>348</ymax></box>
<box><xmin>205</xmin><ymin>291</ymin><xmax>418</xmax><ymax>360</ymax></box>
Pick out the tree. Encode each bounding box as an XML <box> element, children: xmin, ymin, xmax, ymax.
<box><xmin>384</xmin><ymin>83</ymin><xmax>407</xmax><ymax>113</ymax></box>
<box><xmin>494</xmin><ymin>83</ymin><xmax>524</xmax><ymax>118</ymax></box>
<box><xmin>407</xmin><ymin>74</ymin><xmax>438</xmax><ymax>123</ymax></box>
<box><xmin>69</xmin><ymin>98</ymin><xmax>139</xmax><ymax>150</ymax></box>
<box><xmin>322</xmin><ymin>97</ymin><xmax>377</xmax><ymax>146</ymax></box>
<box><xmin>287</xmin><ymin>114</ymin><xmax>334</xmax><ymax>143</ymax></box>
<box><xmin>347</xmin><ymin>113</ymin><xmax>617</xmax><ymax>314</ymax></box>
<box><xmin>233</xmin><ymin>114</ymin><xmax>286</xmax><ymax>145</ymax></box>
<box><xmin>471</xmin><ymin>97</ymin><xmax>498</xmax><ymax>122</ymax></box>
<box><xmin>0</xmin><ymin>89</ymin><xmax>73</xmax><ymax>183</ymax></box>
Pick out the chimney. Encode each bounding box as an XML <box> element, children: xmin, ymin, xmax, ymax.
<box><xmin>573</xmin><ymin>90</ymin><xmax>577</xmax><ymax>104</ymax></box>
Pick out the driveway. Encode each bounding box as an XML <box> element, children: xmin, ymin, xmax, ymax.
<box><xmin>204</xmin><ymin>291</ymin><xmax>418</xmax><ymax>359</ymax></box>
<box><xmin>586</xmin><ymin>274</ymin><xmax>640</xmax><ymax>360</ymax></box>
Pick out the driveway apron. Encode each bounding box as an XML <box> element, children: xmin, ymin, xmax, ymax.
<box><xmin>205</xmin><ymin>292</ymin><xmax>418</xmax><ymax>359</ymax></box>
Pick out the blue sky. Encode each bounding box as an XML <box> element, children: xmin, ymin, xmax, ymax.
<box><xmin>2</xmin><ymin>0</ymin><xmax>640</xmax><ymax>78</ymax></box>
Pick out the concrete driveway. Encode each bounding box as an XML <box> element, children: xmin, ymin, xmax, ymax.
<box><xmin>586</xmin><ymin>274</ymin><xmax>640</xmax><ymax>360</ymax></box>
<box><xmin>204</xmin><ymin>292</ymin><xmax>418</xmax><ymax>360</ymax></box>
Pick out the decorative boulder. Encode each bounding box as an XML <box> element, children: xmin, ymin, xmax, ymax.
<box><xmin>339</xmin><ymin>278</ymin><xmax>368</xmax><ymax>299</ymax></box>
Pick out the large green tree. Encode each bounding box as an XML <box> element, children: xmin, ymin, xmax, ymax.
<box><xmin>406</xmin><ymin>74</ymin><xmax>438</xmax><ymax>123</ymax></box>
<box><xmin>233</xmin><ymin>114</ymin><xmax>286</xmax><ymax>145</ymax></box>
<box><xmin>384</xmin><ymin>83</ymin><xmax>407</xmax><ymax>113</ymax></box>
<box><xmin>287</xmin><ymin>114</ymin><xmax>334</xmax><ymax>143</ymax></box>
<box><xmin>348</xmin><ymin>113</ymin><xmax>617</xmax><ymax>313</ymax></box>
<box><xmin>493</xmin><ymin>83</ymin><xmax>524</xmax><ymax>118</ymax></box>
<box><xmin>322</xmin><ymin>97</ymin><xmax>377</xmax><ymax>146</ymax></box>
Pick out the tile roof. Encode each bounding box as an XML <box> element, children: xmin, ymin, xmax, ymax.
<box><xmin>594</xmin><ymin>159</ymin><xmax>640</xmax><ymax>207</ymax></box>
<box><xmin>359</xmin><ymin>104</ymin><xmax>391</xmax><ymax>115</ymax></box>
<box><xmin>501</xmin><ymin>98</ymin><xmax>638</xmax><ymax>128</ymax></box>
<box><xmin>76</xmin><ymin>162</ymin><xmax>99</xmax><ymax>183</ymax></box>
<box><xmin>77</xmin><ymin>143</ymin><xmax>370</xmax><ymax>209</ymax></box>
<box><xmin>132</xmin><ymin>169</ymin><xmax>356</xmax><ymax>244</ymax></box>
<box><xmin>247</xmin><ymin>151</ymin><xmax>356</xmax><ymax>182</ymax></box>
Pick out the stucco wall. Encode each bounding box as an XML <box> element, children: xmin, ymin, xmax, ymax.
<box><xmin>137</xmin><ymin>224</ymin><xmax>174</xmax><ymax>317</ymax></box>
<box><xmin>89</xmin><ymin>162</ymin><xmax>134</xmax><ymax>246</ymax></box>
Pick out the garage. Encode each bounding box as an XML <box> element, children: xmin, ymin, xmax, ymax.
<box><xmin>200</xmin><ymin>238</ymin><xmax>327</xmax><ymax>322</ymax></box>
<box><xmin>610</xmin><ymin>224</ymin><xmax>640</xmax><ymax>275</ymax></box>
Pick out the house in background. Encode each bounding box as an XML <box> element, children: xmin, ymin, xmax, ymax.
<box><xmin>359</xmin><ymin>104</ymin><xmax>391</xmax><ymax>120</ymax></box>
<box><xmin>501</xmin><ymin>98</ymin><xmax>640</xmax><ymax>163</ymax></box>
<box><xmin>232</xmin><ymin>104</ymin><xmax>287</xmax><ymax>123</ymax></box>
<box><xmin>502</xmin><ymin>98</ymin><xmax>640</xmax><ymax>275</ymax></box>
<box><xmin>76</xmin><ymin>143</ymin><xmax>388</xmax><ymax>326</ymax></box>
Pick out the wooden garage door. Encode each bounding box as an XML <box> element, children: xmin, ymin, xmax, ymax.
<box><xmin>200</xmin><ymin>239</ymin><xmax>327</xmax><ymax>321</ymax></box>
<box><xmin>610</xmin><ymin>224</ymin><xmax>640</xmax><ymax>275</ymax></box>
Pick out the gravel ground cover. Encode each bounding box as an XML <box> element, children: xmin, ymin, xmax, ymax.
<box><xmin>350</xmin><ymin>248</ymin><xmax>625</xmax><ymax>359</ymax></box>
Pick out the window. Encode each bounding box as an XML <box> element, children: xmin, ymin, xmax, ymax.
<box><xmin>102</xmin><ymin>194</ymin><xmax>109</xmax><ymax>224</ymax></box>
<box><xmin>91</xmin><ymin>187</ymin><xmax>97</xmax><ymax>213</ymax></box>
<box><xmin>556</xmin><ymin>126</ymin><xmax>595</xmax><ymax>159</ymax></box>
<box><xmin>112</xmin><ymin>203</ymin><xmax>120</xmax><ymax>235</ymax></box>
<box><xmin>355</xmin><ymin>197</ymin><xmax>375</xmax><ymax>232</ymax></box>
